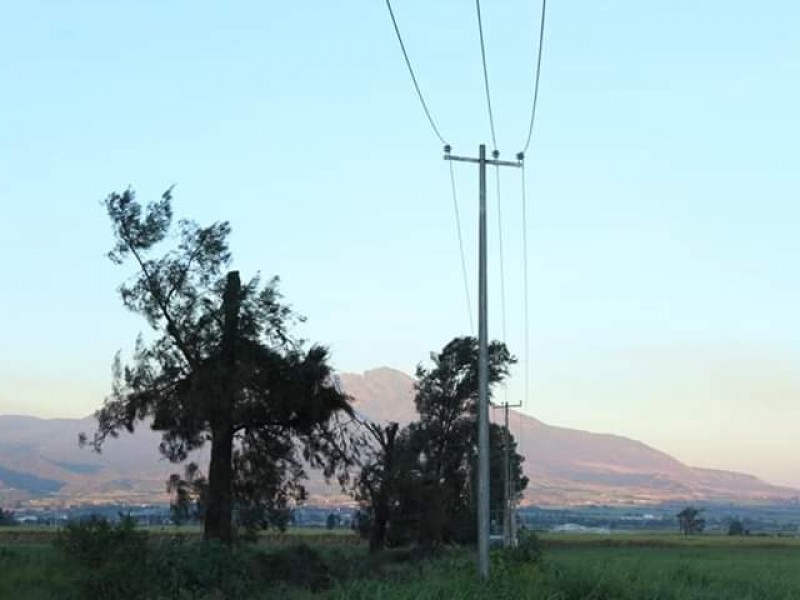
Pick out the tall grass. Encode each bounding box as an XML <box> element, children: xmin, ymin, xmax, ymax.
<box><xmin>0</xmin><ymin>544</ymin><xmax>78</xmax><ymax>600</ymax></box>
<box><xmin>3</xmin><ymin>533</ymin><xmax>800</xmax><ymax>599</ymax></box>
<box><xmin>298</xmin><ymin>543</ymin><xmax>800</xmax><ymax>600</ymax></box>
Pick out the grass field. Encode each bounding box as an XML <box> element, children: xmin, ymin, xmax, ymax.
<box><xmin>2</xmin><ymin>531</ymin><xmax>800</xmax><ymax>599</ymax></box>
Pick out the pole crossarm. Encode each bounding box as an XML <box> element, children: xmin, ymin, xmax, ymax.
<box><xmin>491</xmin><ymin>401</ymin><xmax>523</xmax><ymax>409</ymax></box>
<box><xmin>444</xmin><ymin>153</ymin><xmax>522</xmax><ymax>169</ymax></box>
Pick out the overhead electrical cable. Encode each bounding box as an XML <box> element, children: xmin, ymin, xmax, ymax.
<box><xmin>475</xmin><ymin>0</ymin><xmax>498</xmax><ymax>150</ymax></box>
<box><xmin>521</xmin><ymin>0</ymin><xmax>548</xmax><ymax>153</ymax></box>
<box><xmin>517</xmin><ymin>0</ymin><xmax>547</xmax><ymax>406</ymax></box>
<box><xmin>385</xmin><ymin>1</ymin><xmax>475</xmax><ymax>334</ymax></box>
<box><xmin>494</xmin><ymin>161</ymin><xmax>509</xmax><ymax>405</ymax></box>
<box><xmin>449</xmin><ymin>160</ymin><xmax>475</xmax><ymax>335</ymax></box>
<box><xmin>520</xmin><ymin>163</ymin><xmax>531</xmax><ymax>408</ymax></box>
<box><xmin>385</xmin><ymin>0</ymin><xmax>448</xmax><ymax>146</ymax></box>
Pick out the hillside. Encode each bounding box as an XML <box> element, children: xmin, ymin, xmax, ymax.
<box><xmin>340</xmin><ymin>368</ymin><xmax>799</xmax><ymax>505</ymax></box>
<box><xmin>0</xmin><ymin>415</ymin><xmax>198</xmax><ymax>506</ymax></box>
<box><xmin>1</xmin><ymin>367</ymin><xmax>797</xmax><ymax>506</ymax></box>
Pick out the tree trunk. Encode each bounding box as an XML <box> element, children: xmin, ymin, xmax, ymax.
<box><xmin>369</xmin><ymin>489</ymin><xmax>389</xmax><ymax>553</ymax></box>
<box><xmin>205</xmin><ymin>423</ymin><xmax>234</xmax><ymax>543</ymax></box>
<box><xmin>368</xmin><ymin>423</ymin><xmax>398</xmax><ymax>553</ymax></box>
<box><xmin>203</xmin><ymin>271</ymin><xmax>241</xmax><ymax>544</ymax></box>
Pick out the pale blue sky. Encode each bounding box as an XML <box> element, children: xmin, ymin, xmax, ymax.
<box><xmin>2</xmin><ymin>2</ymin><xmax>800</xmax><ymax>485</ymax></box>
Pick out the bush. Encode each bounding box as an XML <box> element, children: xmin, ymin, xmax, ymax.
<box><xmin>492</xmin><ymin>530</ymin><xmax>543</xmax><ymax>576</ymax></box>
<box><xmin>54</xmin><ymin>516</ymin><xmax>257</xmax><ymax>599</ymax></box>
<box><xmin>507</xmin><ymin>530</ymin><xmax>543</xmax><ymax>564</ymax></box>
<box><xmin>55</xmin><ymin>515</ymin><xmax>148</xmax><ymax>568</ymax></box>
<box><xmin>148</xmin><ymin>537</ymin><xmax>255</xmax><ymax>599</ymax></box>
<box><xmin>253</xmin><ymin>543</ymin><xmax>334</xmax><ymax>592</ymax></box>
<box><xmin>55</xmin><ymin>516</ymin><xmax>150</xmax><ymax>598</ymax></box>
<box><xmin>514</xmin><ymin>530</ymin><xmax>543</xmax><ymax>563</ymax></box>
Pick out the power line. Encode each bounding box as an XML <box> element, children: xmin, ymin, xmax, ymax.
<box><xmin>494</xmin><ymin>162</ymin><xmax>506</xmax><ymax>345</ymax></box>
<box><xmin>520</xmin><ymin>162</ymin><xmax>530</xmax><ymax>408</ymax></box>
<box><xmin>475</xmin><ymin>0</ymin><xmax>498</xmax><ymax>150</ymax></box>
<box><xmin>385</xmin><ymin>0</ymin><xmax>448</xmax><ymax>146</ymax></box>
<box><xmin>494</xmin><ymin>158</ymin><xmax>509</xmax><ymax>405</ymax></box>
<box><xmin>521</xmin><ymin>0</ymin><xmax>548</xmax><ymax>153</ymax></box>
<box><xmin>449</xmin><ymin>159</ymin><xmax>475</xmax><ymax>335</ymax></box>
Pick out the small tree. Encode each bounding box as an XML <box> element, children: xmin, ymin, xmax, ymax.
<box><xmin>325</xmin><ymin>513</ymin><xmax>339</xmax><ymax>530</ymax></box>
<box><xmin>677</xmin><ymin>506</ymin><xmax>705</xmax><ymax>535</ymax></box>
<box><xmin>727</xmin><ymin>518</ymin><xmax>745</xmax><ymax>536</ymax></box>
<box><xmin>0</xmin><ymin>508</ymin><xmax>17</xmax><ymax>526</ymax></box>
<box><xmin>167</xmin><ymin>462</ymin><xmax>207</xmax><ymax>525</ymax></box>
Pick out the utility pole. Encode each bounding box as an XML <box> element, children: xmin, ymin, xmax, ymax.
<box><xmin>495</xmin><ymin>400</ymin><xmax>523</xmax><ymax>546</ymax></box>
<box><xmin>444</xmin><ymin>144</ymin><xmax>521</xmax><ymax>581</ymax></box>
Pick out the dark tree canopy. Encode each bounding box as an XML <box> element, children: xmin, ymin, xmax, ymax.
<box><xmin>354</xmin><ymin>336</ymin><xmax>527</xmax><ymax>548</ymax></box>
<box><xmin>85</xmin><ymin>188</ymin><xmax>360</xmax><ymax>542</ymax></box>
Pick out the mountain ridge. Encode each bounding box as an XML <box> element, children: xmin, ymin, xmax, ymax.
<box><xmin>1</xmin><ymin>367</ymin><xmax>796</xmax><ymax>506</ymax></box>
<box><xmin>339</xmin><ymin>368</ymin><xmax>798</xmax><ymax>504</ymax></box>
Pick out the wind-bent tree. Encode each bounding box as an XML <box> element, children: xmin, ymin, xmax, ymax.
<box><xmin>84</xmin><ymin>188</ymin><xmax>359</xmax><ymax>543</ymax></box>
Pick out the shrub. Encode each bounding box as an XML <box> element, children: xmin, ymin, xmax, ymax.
<box><xmin>491</xmin><ymin>530</ymin><xmax>543</xmax><ymax>579</ymax></box>
<box><xmin>55</xmin><ymin>515</ymin><xmax>148</xmax><ymax>568</ymax></box>
<box><xmin>148</xmin><ymin>537</ymin><xmax>255</xmax><ymax>599</ymax></box>
<box><xmin>54</xmin><ymin>516</ymin><xmax>258</xmax><ymax>599</ymax></box>
<box><xmin>507</xmin><ymin>530</ymin><xmax>543</xmax><ymax>564</ymax></box>
<box><xmin>253</xmin><ymin>543</ymin><xmax>334</xmax><ymax>592</ymax></box>
<box><xmin>55</xmin><ymin>515</ymin><xmax>150</xmax><ymax>598</ymax></box>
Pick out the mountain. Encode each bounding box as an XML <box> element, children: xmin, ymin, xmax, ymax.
<box><xmin>340</xmin><ymin>368</ymin><xmax>799</xmax><ymax>505</ymax></box>
<box><xmin>1</xmin><ymin>367</ymin><xmax>796</xmax><ymax>506</ymax></box>
<box><xmin>0</xmin><ymin>415</ymin><xmax>204</xmax><ymax>506</ymax></box>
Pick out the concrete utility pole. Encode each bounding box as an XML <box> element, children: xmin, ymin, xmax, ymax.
<box><xmin>444</xmin><ymin>144</ymin><xmax>521</xmax><ymax>581</ymax></box>
<box><xmin>500</xmin><ymin>400</ymin><xmax>522</xmax><ymax>546</ymax></box>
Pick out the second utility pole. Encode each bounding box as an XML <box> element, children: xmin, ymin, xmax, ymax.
<box><xmin>444</xmin><ymin>144</ymin><xmax>521</xmax><ymax>581</ymax></box>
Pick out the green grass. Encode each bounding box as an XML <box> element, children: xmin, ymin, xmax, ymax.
<box><xmin>537</xmin><ymin>544</ymin><xmax>800</xmax><ymax>600</ymax></box>
<box><xmin>541</xmin><ymin>531</ymin><xmax>800</xmax><ymax>548</ymax></box>
<box><xmin>3</xmin><ymin>534</ymin><xmax>800</xmax><ymax>599</ymax></box>
<box><xmin>0</xmin><ymin>544</ymin><xmax>78</xmax><ymax>600</ymax></box>
<box><xmin>299</xmin><ymin>535</ymin><xmax>800</xmax><ymax>600</ymax></box>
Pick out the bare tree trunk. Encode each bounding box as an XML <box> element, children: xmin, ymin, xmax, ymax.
<box><xmin>205</xmin><ymin>423</ymin><xmax>234</xmax><ymax>543</ymax></box>
<box><xmin>204</xmin><ymin>271</ymin><xmax>240</xmax><ymax>544</ymax></box>
<box><xmin>368</xmin><ymin>423</ymin><xmax>398</xmax><ymax>553</ymax></box>
<box><xmin>369</xmin><ymin>489</ymin><xmax>389</xmax><ymax>553</ymax></box>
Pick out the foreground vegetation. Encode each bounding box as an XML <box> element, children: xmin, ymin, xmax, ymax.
<box><xmin>3</xmin><ymin>527</ymin><xmax>800</xmax><ymax>599</ymax></box>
